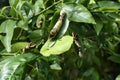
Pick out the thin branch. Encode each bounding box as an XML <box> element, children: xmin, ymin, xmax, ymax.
<box><xmin>35</xmin><ymin>0</ymin><xmax>62</xmax><ymax>16</ymax></box>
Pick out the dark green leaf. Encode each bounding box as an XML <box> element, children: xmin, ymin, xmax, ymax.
<box><xmin>95</xmin><ymin>1</ymin><xmax>120</xmax><ymax>12</ymax></box>
<box><xmin>83</xmin><ymin>68</ymin><xmax>99</xmax><ymax>80</ymax></box>
<box><xmin>98</xmin><ymin>1</ymin><xmax>120</xmax><ymax>9</ymax></box>
<box><xmin>28</xmin><ymin>30</ymin><xmax>43</xmax><ymax>42</ymax></box>
<box><xmin>0</xmin><ymin>53</ymin><xmax>38</xmax><ymax>80</ymax></box>
<box><xmin>93</xmin><ymin>17</ymin><xmax>103</xmax><ymax>35</ymax></box>
<box><xmin>62</xmin><ymin>3</ymin><xmax>95</xmax><ymax>24</ymax></box>
<box><xmin>108</xmin><ymin>56</ymin><xmax>120</xmax><ymax>63</ymax></box>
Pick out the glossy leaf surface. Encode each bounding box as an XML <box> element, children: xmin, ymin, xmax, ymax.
<box><xmin>0</xmin><ymin>53</ymin><xmax>38</xmax><ymax>80</ymax></box>
<box><xmin>63</xmin><ymin>3</ymin><xmax>95</xmax><ymax>24</ymax></box>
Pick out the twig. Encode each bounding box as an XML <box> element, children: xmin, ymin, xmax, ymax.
<box><xmin>35</xmin><ymin>0</ymin><xmax>62</xmax><ymax>16</ymax></box>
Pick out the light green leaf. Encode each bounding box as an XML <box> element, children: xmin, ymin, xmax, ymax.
<box><xmin>116</xmin><ymin>75</ymin><xmax>120</xmax><ymax>80</ymax></box>
<box><xmin>62</xmin><ymin>3</ymin><xmax>95</xmax><ymax>24</ymax></box>
<box><xmin>0</xmin><ymin>20</ymin><xmax>16</xmax><ymax>52</ymax></box>
<box><xmin>11</xmin><ymin>42</ymin><xmax>29</xmax><ymax>52</ymax></box>
<box><xmin>0</xmin><ymin>53</ymin><xmax>38</xmax><ymax>80</ymax></box>
<box><xmin>40</xmin><ymin>35</ymin><xmax>73</xmax><ymax>56</ymax></box>
<box><xmin>50</xmin><ymin>63</ymin><xmax>62</xmax><ymax>70</ymax></box>
<box><xmin>34</xmin><ymin>0</ymin><xmax>44</xmax><ymax>15</ymax></box>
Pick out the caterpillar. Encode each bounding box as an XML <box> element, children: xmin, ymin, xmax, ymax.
<box><xmin>49</xmin><ymin>10</ymin><xmax>65</xmax><ymax>38</ymax></box>
<box><xmin>72</xmin><ymin>32</ymin><xmax>83</xmax><ymax>57</ymax></box>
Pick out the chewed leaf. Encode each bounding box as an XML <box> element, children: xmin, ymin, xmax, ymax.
<box><xmin>40</xmin><ymin>35</ymin><xmax>73</xmax><ymax>56</ymax></box>
<box><xmin>0</xmin><ymin>20</ymin><xmax>16</xmax><ymax>52</ymax></box>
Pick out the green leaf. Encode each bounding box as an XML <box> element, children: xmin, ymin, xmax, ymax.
<box><xmin>98</xmin><ymin>1</ymin><xmax>120</xmax><ymax>9</ymax></box>
<box><xmin>107</xmin><ymin>13</ymin><xmax>120</xmax><ymax>22</ymax></box>
<box><xmin>116</xmin><ymin>75</ymin><xmax>120</xmax><ymax>80</ymax></box>
<box><xmin>48</xmin><ymin>10</ymin><xmax>60</xmax><ymax>31</ymax></box>
<box><xmin>17</xmin><ymin>20</ymin><xmax>28</xmax><ymax>30</ymax></box>
<box><xmin>93</xmin><ymin>17</ymin><xmax>103</xmax><ymax>35</ymax></box>
<box><xmin>108</xmin><ymin>56</ymin><xmax>120</xmax><ymax>63</ymax></box>
<box><xmin>0</xmin><ymin>53</ymin><xmax>38</xmax><ymax>80</ymax></box>
<box><xmin>40</xmin><ymin>35</ymin><xmax>73</xmax><ymax>56</ymax></box>
<box><xmin>0</xmin><ymin>20</ymin><xmax>16</xmax><ymax>52</ymax></box>
<box><xmin>62</xmin><ymin>3</ymin><xmax>95</xmax><ymax>24</ymax></box>
<box><xmin>34</xmin><ymin>0</ymin><xmax>44</xmax><ymax>15</ymax></box>
<box><xmin>83</xmin><ymin>68</ymin><xmax>99</xmax><ymax>80</ymax></box>
<box><xmin>9</xmin><ymin>0</ymin><xmax>19</xmax><ymax>7</ymax></box>
<box><xmin>95</xmin><ymin>1</ymin><xmax>120</xmax><ymax>12</ymax></box>
<box><xmin>50</xmin><ymin>63</ymin><xmax>62</xmax><ymax>70</ymax></box>
<box><xmin>21</xmin><ymin>2</ymin><xmax>33</xmax><ymax>19</ymax></box>
<box><xmin>11</xmin><ymin>42</ymin><xmax>29</xmax><ymax>52</ymax></box>
<box><xmin>28</xmin><ymin>30</ymin><xmax>43</xmax><ymax>42</ymax></box>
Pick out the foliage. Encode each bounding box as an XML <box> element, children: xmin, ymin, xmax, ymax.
<box><xmin>0</xmin><ymin>0</ymin><xmax>120</xmax><ymax>80</ymax></box>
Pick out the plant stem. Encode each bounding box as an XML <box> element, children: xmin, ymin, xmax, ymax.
<box><xmin>36</xmin><ymin>0</ymin><xmax>62</xmax><ymax>16</ymax></box>
<box><xmin>16</xmin><ymin>29</ymin><xmax>23</xmax><ymax>40</ymax></box>
<box><xmin>0</xmin><ymin>53</ymin><xmax>16</xmax><ymax>56</ymax></box>
<box><xmin>0</xmin><ymin>15</ymin><xmax>19</xmax><ymax>20</ymax></box>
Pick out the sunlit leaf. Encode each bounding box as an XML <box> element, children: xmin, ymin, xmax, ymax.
<box><xmin>11</xmin><ymin>42</ymin><xmax>29</xmax><ymax>52</ymax></box>
<box><xmin>34</xmin><ymin>0</ymin><xmax>44</xmax><ymax>15</ymax></box>
<box><xmin>0</xmin><ymin>20</ymin><xmax>16</xmax><ymax>52</ymax></box>
<box><xmin>50</xmin><ymin>63</ymin><xmax>62</xmax><ymax>70</ymax></box>
<box><xmin>116</xmin><ymin>75</ymin><xmax>120</xmax><ymax>80</ymax></box>
<box><xmin>40</xmin><ymin>35</ymin><xmax>73</xmax><ymax>56</ymax></box>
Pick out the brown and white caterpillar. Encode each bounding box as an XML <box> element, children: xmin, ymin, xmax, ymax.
<box><xmin>72</xmin><ymin>32</ymin><xmax>83</xmax><ymax>57</ymax></box>
<box><xmin>49</xmin><ymin>10</ymin><xmax>65</xmax><ymax>38</ymax></box>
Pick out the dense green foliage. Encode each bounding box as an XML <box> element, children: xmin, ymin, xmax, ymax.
<box><xmin>0</xmin><ymin>0</ymin><xmax>120</xmax><ymax>80</ymax></box>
